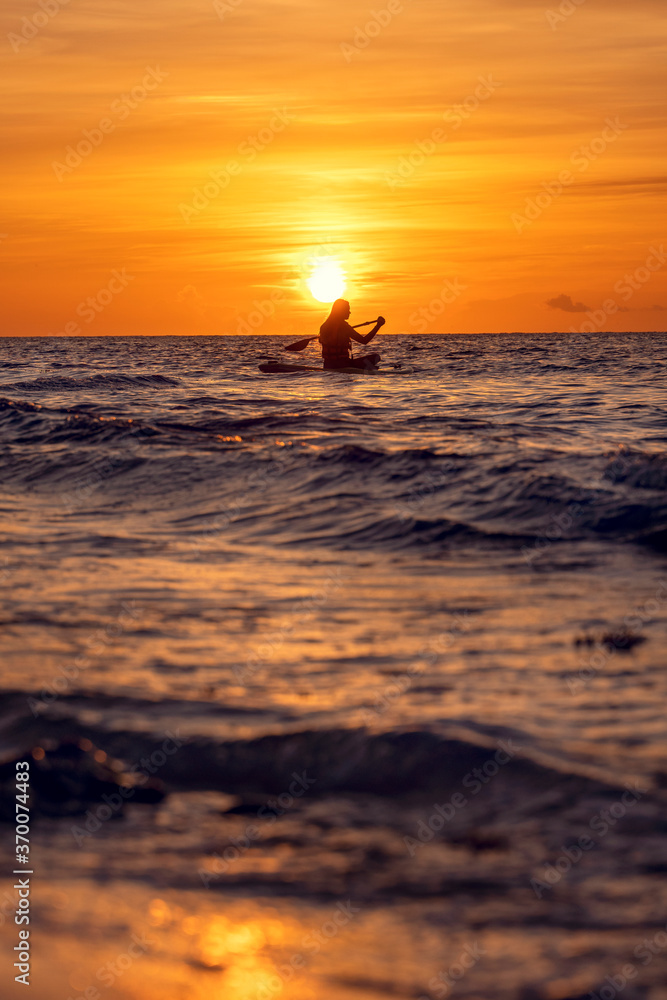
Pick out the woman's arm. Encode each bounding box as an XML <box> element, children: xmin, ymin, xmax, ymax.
<box><xmin>350</xmin><ymin>316</ymin><xmax>385</xmax><ymax>345</ymax></box>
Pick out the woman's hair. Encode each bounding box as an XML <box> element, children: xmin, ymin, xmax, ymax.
<box><xmin>320</xmin><ymin>299</ymin><xmax>350</xmax><ymax>336</ymax></box>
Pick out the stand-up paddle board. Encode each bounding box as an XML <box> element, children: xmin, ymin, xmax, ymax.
<box><xmin>258</xmin><ymin>362</ymin><xmax>415</xmax><ymax>376</ymax></box>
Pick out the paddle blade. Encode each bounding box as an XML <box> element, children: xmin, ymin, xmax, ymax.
<box><xmin>284</xmin><ymin>336</ymin><xmax>317</xmax><ymax>352</ymax></box>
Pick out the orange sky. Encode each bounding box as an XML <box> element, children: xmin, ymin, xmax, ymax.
<box><xmin>1</xmin><ymin>0</ymin><xmax>665</xmax><ymax>336</ymax></box>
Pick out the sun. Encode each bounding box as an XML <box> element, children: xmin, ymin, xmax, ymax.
<box><xmin>306</xmin><ymin>258</ymin><xmax>347</xmax><ymax>303</ymax></box>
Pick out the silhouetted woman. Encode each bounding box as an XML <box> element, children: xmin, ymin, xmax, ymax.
<box><xmin>319</xmin><ymin>300</ymin><xmax>385</xmax><ymax>369</ymax></box>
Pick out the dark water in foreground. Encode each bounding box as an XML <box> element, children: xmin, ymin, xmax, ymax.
<box><xmin>1</xmin><ymin>333</ymin><xmax>666</xmax><ymax>1000</ymax></box>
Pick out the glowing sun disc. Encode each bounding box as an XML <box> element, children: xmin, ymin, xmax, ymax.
<box><xmin>307</xmin><ymin>259</ymin><xmax>346</xmax><ymax>303</ymax></box>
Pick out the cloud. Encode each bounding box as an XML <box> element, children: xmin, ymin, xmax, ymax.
<box><xmin>546</xmin><ymin>294</ymin><xmax>590</xmax><ymax>313</ymax></box>
<box><xmin>176</xmin><ymin>284</ymin><xmax>207</xmax><ymax>317</ymax></box>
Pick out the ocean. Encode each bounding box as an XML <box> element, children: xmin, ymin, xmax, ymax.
<box><xmin>1</xmin><ymin>331</ymin><xmax>666</xmax><ymax>1000</ymax></box>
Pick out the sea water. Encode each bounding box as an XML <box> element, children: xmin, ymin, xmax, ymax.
<box><xmin>1</xmin><ymin>332</ymin><xmax>666</xmax><ymax>999</ymax></box>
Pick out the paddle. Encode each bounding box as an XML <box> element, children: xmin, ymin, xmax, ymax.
<box><xmin>284</xmin><ymin>320</ymin><xmax>377</xmax><ymax>352</ymax></box>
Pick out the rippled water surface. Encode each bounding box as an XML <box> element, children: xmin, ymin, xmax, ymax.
<box><xmin>1</xmin><ymin>332</ymin><xmax>666</xmax><ymax>1000</ymax></box>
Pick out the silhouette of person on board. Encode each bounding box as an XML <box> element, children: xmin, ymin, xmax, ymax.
<box><xmin>319</xmin><ymin>299</ymin><xmax>385</xmax><ymax>369</ymax></box>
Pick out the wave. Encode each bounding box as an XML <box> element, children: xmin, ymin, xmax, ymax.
<box><xmin>603</xmin><ymin>449</ymin><xmax>667</xmax><ymax>490</ymax></box>
<box><xmin>1</xmin><ymin>400</ymin><xmax>665</xmax><ymax>553</ymax></box>
<box><xmin>1</xmin><ymin>390</ymin><xmax>665</xmax><ymax>555</ymax></box>
<box><xmin>0</xmin><ymin>373</ymin><xmax>180</xmax><ymax>393</ymax></box>
<box><xmin>0</xmin><ymin>692</ymin><xmax>637</xmax><ymax>817</ymax></box>
<box><xmin>0</xmin><ymin>396</ymin><xmax>156</xmax><ymax>447</ymax></box>
<box><xmin>1</xmin><ymin>692</ymin><xmax>661</xmax><ymax>922</ymax></box>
